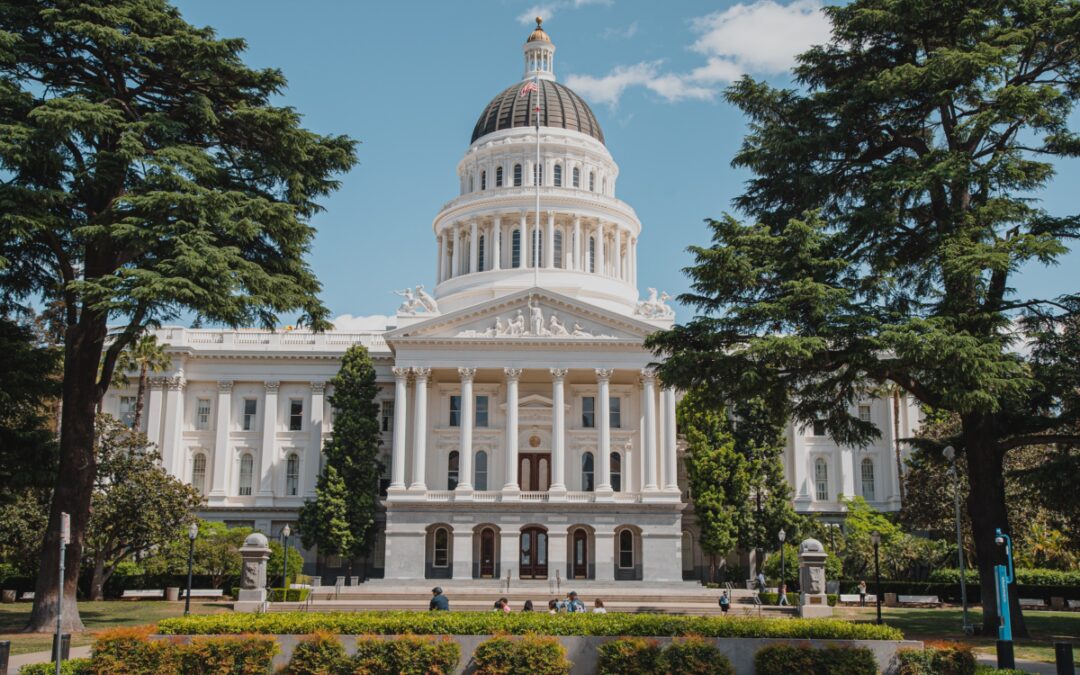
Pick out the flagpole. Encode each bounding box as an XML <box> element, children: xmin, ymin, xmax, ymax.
<box><xmin>534</xmin><ymin>71</ymin><xmax>540</xmax><ymax>289</ymax></box>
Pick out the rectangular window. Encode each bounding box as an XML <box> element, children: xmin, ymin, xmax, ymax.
<box><xmin>289</xmin><ymin>399</ymin><xmax>303</xmax><ymax>431</ymax></box>
<box><xmin>195</xmin><ymin>398</ymin><xmax>211</xmax><ymax>430</ymax></box>
<box><xmin>449</xmin><ymin>395</ymin><xmax>461</xmax><ymax>427</ymax></box>
<box><xmin>119</xmin><ymin>396</ymin><xmax>136</xmax><ymax>428</ymax></box>
<box><xmin>242</xmin><ymin>399</ymin><xmax>257</xmax><ymax>431</ymax></box>
<box><xmin>513</xmin><ymin>164</ymin><xmax>522</xmax><ymax>187</ymax></box>
<box><xmin>812</xmin><ymin>418</ymin><xmax>827</xmax><ymax>436</ymax></box>
<box><xmin>858</xmin><ymin>404</ymin><xmax>872</xmax><ymax>423</ymax></box>
<box><xmin>609</xmin><ymin>397</ymin><xmax>622</xmax><ymax>428</ymax></box>
<box><xmin>381</xmin><ymin>400</ymin><xmax>394</xmax><ymax>432</ymax></box>
<box><xmin>582</xmin><ymin>396</ymin><xmax>595</xmax><ymax>428</ymax></box>
<box><xmin>475</xmin><ymin>395</ymin><xmax>489</xmax><ymax>427</ymax></box>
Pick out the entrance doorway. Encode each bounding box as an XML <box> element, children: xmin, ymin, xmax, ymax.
<box><xmin>572</xmin><ymin>528</ymin><xmax>588</xmax><ymax>579</ymax></box>
<box><xmin>519</xmin><ymin>527</ymin><xmax>548</xmax><ymax>579</ymax></box>
<box><xmin>480</xmin><ymin>528</ymin><xmax>496</xmax><ymax>578</ymax></box>
<box><xmin>518</xmin><ymin>453</ymin><xmax>550</xmax><ymax>491</ymax></box>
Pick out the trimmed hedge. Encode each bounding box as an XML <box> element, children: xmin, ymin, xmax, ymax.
<box><xmin>896</xmin><ymin>645</ymin><xmax>977</xmax><ymax>675</ymax></box>
<box><xmin>92</xmin><ymin>626</ymin><xmax>279</xmax><ymax>674</ymax></box>
<box><xmin>931</xmin><ymin>568</ymin><xmax>1080</xmax><ymax>587</ymax></box>
<box><xmin>759</xmin><ymin>592</ymin><xmax>838</xmax><ymax>607</ymax></box>
<box><xmin>839</xmin><ymin>579</ymin><xmax>1080</xmax><ymax>602</ymax></box>
<box><xmin>754</xmin><ymin>644</ymin><xmax>877</xmax><ymax>675</ymax></box>
<box><xmin>157</xmin><ymin>610</ymin><xmax>903</xmax><ymax>641</ymax></box>
<box><xmin>597</xmin><ymin>637</ymin><xmax>664</xmax><ymax>675</ymax></box>
<box><xmin>268</xmin><ymin>587</ymin><xmax>311</xmax><ymax>603</ymax></box>
<box><xmin>282</xmin><ymin>631</ymin><xmax>346</xmax><ymax>674</ymax></box>
<box><xmin>19</xmin><ymin>659</ymin><xmax>92</xmax><ymax>675</ymax></box>
<box><xmin>353</xmin><ymin>635</ymin><xmax>460</xmax><ymax>675</ymax></box>
<box><xmin>598</xmin><ymin>636</ymin><xmax>734</xmax><ymax>675</ymax></box>
<box><xmin>472</xmin><ymin>634</ymin><xmax>569</xmax><ymax>675</ymax></box>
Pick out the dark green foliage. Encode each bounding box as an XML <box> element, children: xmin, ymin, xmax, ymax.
<box><xmin>754</xmin><ymin>644</ymin><xmax>877</xmax><ymax>675</ymax></box>
<box><xmin>299</xmin><ymin>345</ymin><xmax>382</xmax><ymax>563</ymax></box>
<box><xmin>471</xmin><ymin>634</ymin><xmax>569</xmax><ymax>675</ymax></box>
<box><xmin>897</xmin><ymin>646</ymin><xmax>977</xmax><ymax>675</ymax></box>
<box><xmin>352</xmin><ymin>635</ymin><xmax>460</xmax><ymax>675</ymax></box>
<box><xmin>19</xmin><ymin>659</ymin><xmax>92</xmax><ymax>675</ymax></box>
<box><xmin>597</xmin><ymin>637</ymin><xmax>664</xmax><ymax>675</ymax></box>
<box><xmin>91</xmin><ymin>627</ymin><xmax>279</xmax><ymax>674</ymax></box>
<box><xmin>268</xmin><ymin>587</ymin><xmax>311</xmax><ymax>603</ymax></box>
<box><xmin>659</xmin><ymin>636</ymin><xmax>735</xmax><ymax>675</ymax></box>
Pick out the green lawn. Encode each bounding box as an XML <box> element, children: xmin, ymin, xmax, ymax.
<box><xmin>0</xmin><ymin>600</ymin><xmax>231</xmax><ymax>656</ymax></box>
<box><xmin>835</xmin><ymin>606</ymin><xmax>1080</xmax><ymax>664</ymax></box>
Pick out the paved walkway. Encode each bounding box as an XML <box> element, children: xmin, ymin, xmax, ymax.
<box><xmin>8</xmin><ymin>645</ymin><xmax>92</xmax><ymax>673</ymax></box>
<box><xmin>976</xmin><ymin>654</ymin><xmax>1074</xmax><ymax>674</ymax></box>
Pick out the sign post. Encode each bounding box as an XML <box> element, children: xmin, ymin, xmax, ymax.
<box><xmin>55</xmin><ymin>512</ymin><xmax>69</xmax><ymax>675</ymax></box>
<box><xmin>994</xmin><ymin>528</ymin><xmax>1015</xmax><ymax>670</ymax></box>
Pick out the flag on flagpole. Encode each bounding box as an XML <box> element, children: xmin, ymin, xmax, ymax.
<box><xmin>519</xmin><ymin>81</ymin><xmax>538</xmax><ymax>96</ymax></box>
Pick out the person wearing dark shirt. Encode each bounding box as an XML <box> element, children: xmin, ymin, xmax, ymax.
<box><xmin>429</xmin><ymin>586</ymin><xmax>449</xmax><ymax>611</ymax></box>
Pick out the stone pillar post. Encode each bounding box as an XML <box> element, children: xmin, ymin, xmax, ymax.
<box><xmin>451</xmin><ymin>226</ymin><xmax>461</xmax><ymax>278</ymax></box>
<box><xmin>492</xmin><ymin>217</ymin><xmax>502</xmax><ymax>271</ymax></box>
<box><xmin>641</xmin><ymin>370</ymin><xmax>658</xmax><ymax>492</ymax></box>
<box><xmin>520</xmin><ymin>212</ymin><xmax>529</xmax><ymax>269</ymax></box>
<box><xmin>572</xmin><ymin>216</ymin><xmax>581</xmax><ymax>271</ymax></box>
<box><xmin>596</xmin><ymin>223</ymin><xmax>606</xmax><ymax>276</ymax></box>
<box><xmin>307</xmin><ymin>381</ymin><xmax>325</xmax><ymax>496</ymax></box>
<box><xmin>798</xmin><ymin>538</ymin><xmax>833</xmax><ymax>617</ymax></box>
<box><xmin>469</xmin><ymin>221</ymin><xmax>479</xmax><ymax>273</ymax></box>
<box><xmin>146</xmin><ymin>377</ymin><xmax>166</xmax><ymax>447</ymax></box>
<box><xmin>457</xmin><ymin>367</ymin><xmax>476</xmax><ymax>495</ymax></box>
<box><xmin>545</xmin><ymin>211</ymin><xmax>555</xmax><ymax>268</ymax></box>
<box><xmin>389</xmin><ymin>367</ymin><xmax>410</xmax><ymax>493</ymax></box>
<box><xmin>662</xmin><ymin>387</ymin><xmax>679</xmax><ymax>492</ymax></box>
<box><xmin>256</xmin><ymin>381</ymin><xmax>278</xmax><ymax>505</ymax></box>
<box><xmin>409</xmin><ymin>368</ymin><xmax>430</xmax><ymax>491</ymax></box>
<box><xmin>550</xmin><ymin>369</ymin><xmax>567</xmax><ymax>497</ymax></box>
<box><xmin>502</xmin><ymin>368</ymin><xmax>522</xmax><ymax>498</ymax></box>
<box><xmin>234</xmin><ymin>532</ymin><xmax>272</xmax><ymax>611</ymax></box>
<box><xmin>209</xmin><ymin>380</ymin><xmax>232</xmax><ymax>501</ymax></box>
<box><xmin>595</xmin><ymin>369</ymin><xmax>614</xmax><ymax>498</ymax></box>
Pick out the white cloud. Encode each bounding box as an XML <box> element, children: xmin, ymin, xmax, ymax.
<box><xmin>602</xmin><ymin>21</ymin><xmax>638</xmax><ymax>40</ymax></box>
<box><xmin>566</xmin><ymin>0</ymin><xmax>831</xmax><ymax>107</ymax></box>
<box><xmin>517</xmin><ymin>0</ymin><xmax>613</xmax><ymax>26</ymax></box>
<box><xmin>332</xmin><ymin>314</ymin><xmax>393</xmax><ymax>331</ymax></box>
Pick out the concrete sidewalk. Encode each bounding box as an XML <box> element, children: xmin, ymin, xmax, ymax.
<box><xmin>977</xmin><ymin>654</ymin><xmax>1075</xmax><ymax>674</ymax></box>
<box><xmin>7</xmin><ymin>645</ymin><xmax>91</xmax><ymax>673</ymax></box>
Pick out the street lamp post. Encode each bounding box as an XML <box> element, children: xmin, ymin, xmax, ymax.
<box><xmin>942</xmin><ymin>446</ymin><xmax>972</xmax><ymax>634</ymax></box>
<box><xmin>871</xmin><ymin>530</ymin><xmax>882</xmax><ymax>625</ymax></box>
<box><xmin>778</xmin><ymin>529</ymin><xmax>786</xmax><ymax>593</ymax></box>
<box><xmin>184</xmin><ymin>523</ymin><xmax>198</xmax><ymax>617</ymax></box>
<box><xmin>280</xmin><ymin>525</ymin><xmax>292</xmax><ymax>596</ymax></box>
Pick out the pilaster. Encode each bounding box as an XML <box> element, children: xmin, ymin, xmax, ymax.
<box><xmin>256</xmin><ymin>381</ymin><xmax>279</xmax><ymax>506</ymax></box>
<box><xmin>208</xmin><ymin>380</ymin><xmax>232</xmax><ymax>503</ymax></box>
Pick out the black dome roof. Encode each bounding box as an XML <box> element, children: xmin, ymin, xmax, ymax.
<box><xmin>471</xmin><ymin>79</ymin><xmax>605</xmax><ymax>145</ymax></box>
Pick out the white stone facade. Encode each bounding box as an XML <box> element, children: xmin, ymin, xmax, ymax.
<box><xmin>100</xmin><ymin>24</ymin><xmax>918</xmax><ymax>581</ymax></box>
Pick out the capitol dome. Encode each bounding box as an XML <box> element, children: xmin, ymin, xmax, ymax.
<box><xmin>471</xmin><ymin>79</ymin><xmax>605</xmax><ymax>145</ymax></box>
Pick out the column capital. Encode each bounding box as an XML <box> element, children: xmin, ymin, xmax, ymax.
<box><xmin>458</xmin><ymin>367</ymin><xmax>477</xmax><ymax>381</ymax></box>
<box><xmin>167</xmin><ymin>376</ymin><xmax>187</xmax><ymax>391</ymax></box>
<box><xmin>640</xmin><ymin>367</ymin><xmax>657</xmax><ymax>382</ymax></box>
<box><xmin>149</xmin><ymin>377</ymin><xmax>168</xmax><ymax>390</ymax></box>
<box><xmin>263</xmin><ymin>381</ymin><xmax>280</xmax><ymax>394</ymax></box>
<box><xmin>392</xmin><ymin>366</ymin><xmax>411</xmax><ymax>379</ymax></box>
<box><xmin>549</xmin><ymin>368</ymin><xmax>568</xmax><ymax>381</ymax></box>
<box><xmin>412</xmin><ymin>367</ymin><xmax>432</xmax><ymax>380</ymax></box>
<box><xmin>594</xmin><ymin>368</ymin><xmax>614</xmax><ymax>382</ymax></box>
<box><xmin>310</xmin><ymin>381</ymin><xmax>327</xmax><ymax>395</ymax></box>
<box><xmin>504</xmin><ymin>367</ymin><xmax>523</xmax><ymax>381</ymax></box>
<box><xmin>217</xmin><ymin>380</ymin><xmax>234</xmax><ymax>392</ymax></box>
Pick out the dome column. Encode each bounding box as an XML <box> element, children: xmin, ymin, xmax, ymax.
<box><xmin>544</xmin><ymin>211</ymin><xmax>555</xmax><ymax>269</ymax></box>
<box><xmin>469</xmin><ymin>221</ymin><xmax>479</xmax><ymax>274</ymax></box>
<box><xmin>451</xmin><ymin>225</ymin><xmax>461</xmax><ymax>279</ymax></box>
<box><xmin>519</xmin><ymin>212</ymin><xmax>529</xmax><ymax>269</ymax></box>
<box><xmin>614</xmin><ymin>225</ymin><xmax>623</xmax><ymax>280</ymax></box>
<box><xmin>491</xmin><ymin>217</ymin><xmax>501</xmax><ymax>271</ymax></box>
<box><xmin>596</xmin><ymin>222</ymin><xmax>606</xmax><ymax>277</ymax></box>
<box><xmin>572</xmin><ymin>216</ymin><xmax>581</xmax><ymax>271</ymax></box>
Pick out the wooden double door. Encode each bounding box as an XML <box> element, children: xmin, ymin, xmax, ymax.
<box><xmin>518</xmin><ymin>452</ymin><xmax>550</xmax><ymax>491</ymax></box>
<box><xmin>479</xmin><ymin>528</ymin><xmax>496</xmax><ymax>578</ymax></box>
<box><xmin>519</xmin><ymin>527</ymin><xmax>548</xmax><ymax>579</ymax></box>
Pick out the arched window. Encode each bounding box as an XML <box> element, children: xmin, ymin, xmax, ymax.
<box><xmin>553</xmin><ymin>164</ymin><xmax>562</xmax><ymax>187</ymax></box>
<box><xmin>572</xmin><ymin>166</ymin><xmax>580</xmax><ymax>188</ymax></box>
<box><xmin>815</xmin><ymin>458</ymin><xmax>828</xmax><ymax>501</ymax></box>
<box><xmin>238</xmin><ymin>453</ymin><xmax>253</xmax><ymax>496</ymax></box>
<box><xmin>588</xmin><ymin>237</ymin><xmax>596</xmax><ymax>273</ymax></box>
<box><xmin>433</xmin><ymin>527</ymin><xmax>449</xmax><ymax>567</ymax></box>
<box><xmin>511</xmin><ymin>229</ymin><xmax>521</xmax><ymax>268</ymax></box>
<box><xmin>581</xmin><ymin>452</ymin><xmax>595</xmax><ymax>492</ymax></box>
<box><xmin>554</xmin><ymin>231</ymin><xmax>563</xmax><ymax>268</ymax></box>
<box><xmin>191</xmin><ymin>453</ymin><xmax>206</xmax><ymax>495</ymax></box>
<box><xmin>480</xmin><ymin>170</ymin><xmax>487</xmax><ymax>190</ymax></box>
<box><xmin>589</xmin><ymin>171</ymin><xmax>595</xmax><ymax>191</ymax></box>
<box><xmin>618</xmin><ymin>530</ymin><xmax>634</xmax><ymax>569</ymax></box>
<box><xmin>861</xmin><ymin>458</ymin><xmax>876</xmax><ymax>501</ymax></box>
<box><xmin>496</xmin><ymin>166</ymin><xmax>504</xmax><ymax>187</ymax></box>
<box><xmin>478</xmin><ymin>234</ymin><xmax>486</xmax><ymax>272</ymax></box>
<box><xmin>610</xmin><ymin>452</ymin><xmax>621</xmax><ymax>492</ymax></box>
<box><xmin>475</xmin><ymin>450</ymin><xmax>488</xmax><ymax>491</ymax></box>
<box><xmin>286</xmin><ymin>452</ymin><xmax>299</xmax><ymax>496</ymax></box>
<box><xmin>513</xmin><ymin>164</ymin><xmax>522</xmax><ymax>187</ymax></box>
<box><xmin>448</xmin><ymin>450</ymin><xmax>460</xmax><ymax>490</ymax></box>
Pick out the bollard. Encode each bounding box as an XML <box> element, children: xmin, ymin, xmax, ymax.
<box><xmin>51</xmin><ymin>633</ymin><xmax>70</xmax><ymax>662</ymax></box>
<box><xmin>1054</xmin><ymin>642</ymin><xmax>1074</xmax><ymax>675</ymax></box>
<box><xmin>0</xmin><ymin>640</ymin><xmax>10</xmax><ymax>675</ymax></box>
<box><xmin>996</xmin><ymin>640</ymin><xmax>1015</xmax><ymax>670</ymax></box>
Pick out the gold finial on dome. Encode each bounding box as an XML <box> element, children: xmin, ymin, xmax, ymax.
<box><xmin>528</xmin><ymin>16</ymin><xmax>551</xmax><ymax>42</ymax></box>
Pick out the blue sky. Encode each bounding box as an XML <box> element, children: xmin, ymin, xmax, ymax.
<box><xmin>173</xmin><ymin>0</ymin><xmax>1079</xmax><ymax>327</ymax></box>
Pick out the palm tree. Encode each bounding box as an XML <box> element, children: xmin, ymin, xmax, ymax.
<box><xmin>115</xmin><ymin>334</ymin><xmax>171</xmax><ymax>430</ymax></box>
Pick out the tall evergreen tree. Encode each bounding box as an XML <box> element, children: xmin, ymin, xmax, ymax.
<box><xmin>649</xmin><ymin>0</ymin><xmax>1080</xmax><ymax>635</ymax></box>
<box><xmin>299</xmin><ymin>345</ymin><xmax>382</xmax><ymax>572</ymax></box>
<box><xmin>0</xmin><ymin>0</ymin><xmax>356</xmax><ymax>631</ymax></box>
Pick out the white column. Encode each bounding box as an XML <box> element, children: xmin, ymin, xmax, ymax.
<box><xmin>469</xmin><ymin>221</ymin><xmax>479</xmax><ymax>274</ymax></box>
<box><xmin>544</xmin><ymin>211</ymin><xmax>555</xmax><ymax>268</ymax></box>
<box><xmin>451</xmin><ymin>226</ymin><xmax>461</xmax><ymax>278</ymax></box>
<box><xmin>307</xmin><ymin>381</ymin><xmax>325</xmax><ymax>497</ymax></box>
<box><xmin>503</xmin><ymin>368</ymin><xmax>521</xmax><ymax>495</ymax></box>
<box><xmin>596</xmin><ymin>223</ymin><xmax>606</xmax><ymax>277</ymax></box>
<box><xmin>550</xmin><ymin>369</ymin><xmax>567</xmax><ymax>495</ymax></box>
<box><xmin>631</xmin><ymin>238</ymin><xmax>638</xmax><ymax>286</ymax></box>
<box><xmin>146</xmin><ymin>377</ymin><xmax>166</xmax><ymax>448</ymax></box>
<box><xmin>492</xmin><ymin>217</ymin><xmax>502</xmax><ymax>271</ymax></box>
<box><xmin>457</xmin><ymin>367</ymin><xmax>476</xmax><ymax>493</ymax></box>
<box><xmin>596</xmin><ymin>368</ymin><xmax>614</xmax><ymax>497</ymax></box>
<box><xmin>209</xmin><ymin>380</ymin><xmax>232</xmax><ymax>500</ymax></box>
<box><xmin>614</xmin><ymin>226</ymin><xmax>623</xmax><ymax>280</ymax></box>
<box><xmin>520</xmin><ymin>212</ymin><xmax>529</xmax><ymax>269</ymax></box>
<box><xmin>662</xmin><ymin>387</ymin><xmax>679</xmax><ymax>492</ymax></box>
<box><xmin>389</xmin><ymin>367</ymin><xmax>410</xmax><ymax>492</ymax></box>
<box><xmin>162</xmin><ymin>376</ymin><xmax>186</xmax><ymax>477</ymax></box>
<box><xmin>436</xmin><ymin>234</ymin><xmax>444</xmax><ymax>283</ymax></box>
<box><xmin>409</xmin><ymin>367</ymin><xmax>430</xmax><ymax>491</ymax></box>
<box><xmin>257</xmin><ymin>381</ymin><xmax>278</xmax><ymax>502</ymax></box>
<box><xmin>641</xmin><ymin>370</ymin><xmax>658</xmax><ymax>492</ymax></box>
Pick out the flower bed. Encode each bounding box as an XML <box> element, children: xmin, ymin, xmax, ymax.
<box><xmin>158</xmin><ymin>610</ymin><xmax>903</xmax><ymax>641</ymax></box>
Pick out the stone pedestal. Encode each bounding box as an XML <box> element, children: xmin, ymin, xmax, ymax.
<box><xmin>234</xmin><ymin>532</ymin><xmax>271</xmax><ymax>612</ymax></box>
<box><xmin>797</xmin><ymin>538</ymin><xmax>833</xmax><ymax>618</ymax></box>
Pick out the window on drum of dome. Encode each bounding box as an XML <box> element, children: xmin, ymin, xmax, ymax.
<box><xmin>554</xmin><ymin>231</ymin><xmax>563</xmax><ymax>268</ymax></box>
<box><xmin>581</xmin><ymin>452</ymin><xmax>594</xmax><ymax>491</ymax></box>
<box><xmin>589</xmin><ymin>171</ymin><xmax>595</xmax><ymax>191</ymax></box>
<box><xmin>448</xmin><ymin>451</ymin><xmax>459</xmax><ymax>490</ymax></box>
<box><xmin>588</xmin><ymin>237</ymin><xmax>596</xmax><ymax>272</ymax></box>
<box><xmin>533</xmin><ymin>227</ymin><xmax>543</xmax><ymax>267</ymax></box>
<box><xmin>286</xmin><ymin>453</ymin><xmax>299</xmax><ymax>496</ymax></box>
<box><xmin>496</xmin><ymin>166</ymin><xmax>504</xmax><ymax>187</ymax></box>
<box><xmin>861</xmin><ymin>458</ymin><xmax>875</xmax><ymax>501</ymax></box>
<box><xmin>554</xmin><ymin>164</ymin><xmax>562</xmax><ymax>187</ymax></box>
<box><xmin>534</xmin><ymin>163</ymin><xmax>543</xmax><ymax>186</ymax></box>
<box><xmin>572</xmin><ymin>167</ymin><xmax>580</xmax><ymax>188</ymax></box>
<box><xmin>481</xmin><ymin>170</ymin><xmax>486</xmax><ymax>190</ymax></box>
<box><xmin>514</xmin><ymin>164</ymin><xmax>522</xmax><ymax>187</ymax></box>
<box><xmin>512</xmin><ymin>229</ymin><xmax>521</xmax><ymax>268</ymax></box>
<box><xmin>478</xmin><ymin>234</ymin><xmax>485</xmax><ymax>271</ymax></box>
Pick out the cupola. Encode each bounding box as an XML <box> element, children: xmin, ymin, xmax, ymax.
<box><xmin>523</xmin><ymin>17</ymin><xmax>556</xmax><ymax>82</ymax></box>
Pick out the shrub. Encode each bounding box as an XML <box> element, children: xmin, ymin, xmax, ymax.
<box><xmin>269</xmin><ymin>587</ymin><xmax>311</xmax><ymax>602</ymax></box>
<box><xmin>597</xmin><ymin>637</ymin><xmax>664</xmax><ymax>675</ymax></box>
<box><xmin>157</xmin><ymin>610</ymin><xmax>903</xmax><ymax>641</ymax></box>
<box><xmin>472</xmin><ymin>634</ymin><xmax>570</xmax><ymax>675</ymax></box>
<box><xmin>178</xmin><ymin>635</ymin><xmax>278</xmax><ymax>674</ymax></box>
<box><xmin>91</xmin><ymin>626</ymin><xmax>178</xmax><ymax>674</ymax></box>
<box><xmin>897</xmin><ymin>645</ymin><xmax>977</xmax><ymax>675</ymax></box>
<box><xmin>662</xmin><ymin>636</ymin><xmax>734</xmax><ymax>675</ymax></box>
<box><xmin>759</xmin><ymin>592</ymin><xmax>839</xmax><ymax>606</ymax></box>
<box><xmin>20</xmin><ymin>659</ymin><xmax>92</xmax><ymax>675</ymax></box>
<box><xmin>931</xmin><ymin>568</ymin><xmax>1080</xmax><ymax>587</ymax></box>
<box><xmin>91</xmin><ymin>627</ymin><xmax>277</xmax><ymax>674</ymax></box>
<box><xmin>284</xmin><ymin>631</ymin><xmax>348</xmax><ymax>674</ymax></box>
<box><xmin>352</xmin><ymin>635</ymin><xmax>460</xmax><ymax>675</ymax></box>
<box><xmin>755</xmin><ymin>644</ymin><xmax>877</xmax><ymax>675</ymax></box>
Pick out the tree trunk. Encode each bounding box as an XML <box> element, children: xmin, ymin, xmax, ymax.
<box><xmin>90</xmin><ymin>550</ymin><xmax>107</xmax><ymax>601</ymax></box>
<box><xmin>709</xmin><ymin>555</ymin><xmax>717</xmax><ymax>585</ymax></box>
<box><xmin>25</xmin><ymin>315</ymin><xmax>107</xmax><ymax>633</ymax></box>
<box><xmin>892</xmin><ymin>389</ymin><xmax>905</xmax><ymax>507</ymax></box>
<box><xmin>133</xmin><ymin>363</ymin><xmax>148</xmax><ymax>431</ymax></box>
<box><xmin>962</xmin><ymin>414</ymin><xmax>1028</xmax><ymax>638</ymax></box>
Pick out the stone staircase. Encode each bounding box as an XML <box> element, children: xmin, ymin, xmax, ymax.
<box><xmin>266</xmin><ymin>579</ymin><xmax>798</xmax><ymax>617</ymax></box>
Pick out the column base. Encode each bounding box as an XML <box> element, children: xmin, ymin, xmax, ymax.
<box><xmin>255</xmin><ymin>493</ymin><xmax>275</xmax><ymax>507</ymax></box>
<box><xmin>594</xmin><ymin>486</ymin><xmax>615</xmax><ymax>503</ymax></box>
<box><xmin>454</xmin><ymin>486</ymin><xmax>475</xmax><ymax>502</ymax></box>
<box><xmin>206</xmin><ymin>492</ymin><xmax>229</xmax><ymax>507</ymax></box>
<box><xmin>408</xmin><ymin>483</ymin><xmax>428</xmax><ymax>492</ymax></box>
<box><xmin>548</xmin><ymin>485</ymin><xmax>567</xmax><ymax>502</ymax></box>
<box><xmin>501</xmin><ymin>485</ymin><xmax>521</xmax><ymax>502</ymax></box>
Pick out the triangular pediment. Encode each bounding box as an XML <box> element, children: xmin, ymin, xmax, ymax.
<box><xmin>384</xmin><ymin>289</ymin><xmax>657</xmax><ymax>344</ymax></box>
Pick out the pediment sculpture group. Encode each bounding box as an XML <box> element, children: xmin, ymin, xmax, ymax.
<box><xmin>395</xmin><ymin>285</ymin><xmax>440</xmax><ymax>315</ymax></box>
<box><xmin>456</xmin><ymin>297</ymin><xmax>616</xmax><ymax>339</ymax></box>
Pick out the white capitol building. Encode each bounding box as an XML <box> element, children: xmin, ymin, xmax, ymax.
<box><xmin>105</xmin><ymin>22</ymin><xmax>919</xmax><ymax>582</ymax></box>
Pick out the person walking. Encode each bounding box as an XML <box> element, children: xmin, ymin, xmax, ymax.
<box><xmin>778</xmin><ymin>583</ymin><xmax>789</xmax><ymax>606</ymax></box>
<box><xmin>429</xmin><ymin>587</ymin><xmax>449</xmax><ymax>611</ymax></box>
<box><xmin>593</xmin><ymin>598</ymin><xmax>607</xmax><ymax>614</ymax></box>
<box><xmin>719</xmin><ymin>590</ymin><xmax>730</xmax><ymax>615</ymax></box>
<box><xmin>858</xmin><ymin>580</ymin><xmax>867</xmax><ymax>607</ymax></box>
